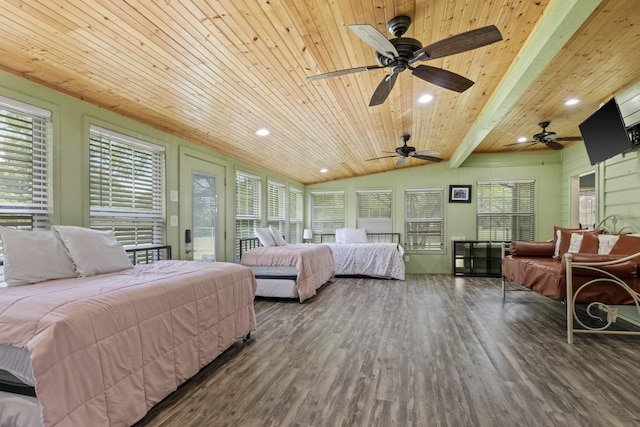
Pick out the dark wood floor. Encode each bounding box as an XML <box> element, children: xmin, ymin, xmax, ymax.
<box><xmin>135</xmin><ymin>275</ymin><xmax>640</xmax><ymax>427</ymax></box>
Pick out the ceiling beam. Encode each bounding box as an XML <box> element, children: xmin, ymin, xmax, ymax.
<box><xmin>449</xmin><ymin>0</ymin><xmax>603</xmax><ymax>168</ymax></box>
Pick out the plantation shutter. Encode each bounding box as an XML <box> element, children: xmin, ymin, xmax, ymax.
<box><xmin>289</xmin><ymin>187</ymin><xmax>303</xmax><ymax>243</ymax></box>
<box><xmin>0</xmin><ymin>96</ymin><xmax>52</xmax><ymax>266</ymax></box>
<box><xmin>404</xmin><ymin>188</ymin><xmax>444</xmax><ymax>251</ymax></box>
<box><xmin>89</xmin><ymin>125</ymin><xmax>165</xmax><ymax>247</ymax></box>
<box><xmin>267</xmin><ymin>180</ymin><xmax>286</xmax><ymax>235</ymax></box>
<box><xmin>310</xmin><ymin>191</ymin><xmax>345</xmax><ymax>239</ymax></box>
<box><xmin>235</xmin><ymin>171</ymin><xmax>261</xmax><ymax>259</ymax></box>
<box><xmin>476</xmin><ymin>180</ymin><xmax>535</xmax><ymax>241</ymax></box>
<box><xmin>357</xmin><ymin>190</ymin><xmax>392</xmax><ymax>233</ymax></box>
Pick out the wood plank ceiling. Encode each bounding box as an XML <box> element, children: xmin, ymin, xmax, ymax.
<box><xmin>0</xmin><ymin>0</ymin><xmax>638</xmax><ymax>184</ymax></box>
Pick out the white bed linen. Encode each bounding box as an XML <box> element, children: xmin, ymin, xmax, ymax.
<box><xmin>0</xmin><ymin>390</ymin><xmax>42</xmax><ymax>427</ymax></box>
<box><xmin>323</xmin><ymin>242</ymin><xmax>405</xmax><ymax>280</ymax></box>
<box><xmin>0</xmin><ymin>344</ymin><xmax>34</xmax><ymax>386</ymax></box>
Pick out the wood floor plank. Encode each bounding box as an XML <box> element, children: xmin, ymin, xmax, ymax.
<box><xmin>135</xmin><ymin>274</ymin><xmax>640</xmax><ymax>427</ymax></box>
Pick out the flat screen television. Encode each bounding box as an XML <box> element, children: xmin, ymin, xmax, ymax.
<box><xmin>578</xmin><ymin>97</ymin><xmax>632</xmax><ymax>165</ymax></box>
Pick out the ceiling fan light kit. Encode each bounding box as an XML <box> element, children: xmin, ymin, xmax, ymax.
<box><xmin>307</xmin><ymin>15</ymin><xmax>503</xmax><ymax>107</ymax></box>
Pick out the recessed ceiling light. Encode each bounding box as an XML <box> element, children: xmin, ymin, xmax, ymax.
<box><xmin>320</xmin><ymin>168</ymin><xmax>328</xmax><ymax>173</ymax></box>
<box><xmin>418</xmin><ymin>94</ymin><xmax>434</xmax><ymax>104</ymax></box>
<box><xmin>255</xmin><ymin>128</ymin><xmax>270</xmax><ymax>136</ymax></box>
<box><xmin>565</xmin><ymin>98</ymin><xmax>580</xmax><ymax>106</ymax></box>
<box><xmin>517</xmin><ymin>136</ymin><xmax>528</xmax><ymax>143</ymax></box>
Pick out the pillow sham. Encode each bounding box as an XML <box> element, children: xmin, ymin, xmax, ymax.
<box><xmin>269</xmin><ymin>225</ymin><xmax>287</xmax><ymax>246</ymax></box>
<box><xmin>554</xmin><ymin>228</ymin><xmax>600</xmax><ymax>260</ymax></box>
<box><xmin>0</xmin><ymin>227</ymin><xmax>77</xmax><ymax>286</ymax></box>
<box><xmin>598</xmin><ymin>234</ymin><xmax>620</xmax><ymax>255</ymax></box>
<box><xmin>335</xmin><ymin>228</ymin><xmax>345</xmax><ymax>244</ymax></box>
<box><xmin>255</xmin><ymin>227</ymin><xmax>277</xmax><ymax>247</ymax></box>
<box><xmin>342</xmin><ymin>228</ymin><xmax>368</xmax><ymax>244</ymax></box>
<box><xmin>579</xmin><ymin>232</ymin><xmax>600</xmax><ymax>253</ymax></box>
<box><xmin>52</xmin><ymin>226</ymin><xmax>133</xmax><ymax>276</ymax></box>
<box><xmin>610</xmin><ymin>234</ymin><xmax>640</xmax><ymax>265</ymax></box>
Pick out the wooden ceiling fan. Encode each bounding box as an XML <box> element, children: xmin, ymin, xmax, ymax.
<box><xmin>307</xmin><ymin>16</ymin><xmax>503</xmax><ymax>106</ymax></box>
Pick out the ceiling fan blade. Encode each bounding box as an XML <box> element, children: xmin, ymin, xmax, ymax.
<box><xmin>504</xmin><ymin>141</ymin><xmax>534</xmax><ymax>146</ymax></box>
<box><xmin>555</xmin><ymin>136</ymin><xmax>583</xmax><ymax>142</ymax></box>
<box><xmin>412</xmin><ymin>154</ymin><xmax>443</xmax><ymax>162</ymax></box>
<box><xmin>413</xmin><ymin>150</ymin><xmax>441</xmax><ymax>156</ymax></box>
<box><xmin>395</xmin><ymin>156</ymin><xmax>407</xmax><ymax>167</ymax></box>
<box><xmin>365</xmin><ymin>154</ymin><xmax>399</xmax><ymax>161</ymax></box>
<box><xmin>546</xmin><ymin>141</ymin><xmax>564</xmax><ymax>150</ymax></box>
<box><xmin>349</xmin><ymin>24</ymin><xmax>398</xmax><ymax>60</ymax></box>
<box><xmin>412</xmin><ymin>25</ymin><xmax>503</xmax><ymax>62</ymax></box>
<box><xmin>412</xmin><ymin>65</ymin><xmax>474</xmax><ymax>93</ymax></box>
<box><xmin>307</xmin><ymin>65</ymin><xmax>384</xmax><ymax>81</ymax></box>
<box><xmin>369</xmin><ymin>72</ymin><xmax>399</xmax><ymax>106</ymax></box>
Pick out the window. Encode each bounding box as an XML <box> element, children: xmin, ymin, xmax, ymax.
<box><xmin>89</xmin><ymin>125</ymin><xmax>165</xmax><ymax>247</ymax></box>
<box><xmin>0</xmin><ymin>96</ymin><xmax>52</xmax><ymax>265</ymax></box>
<box><xmin>404</xmin><ymin>188</ymin><xmax>444</xmax><ymax>251</ymax></box>
<box><xmin>236</xmin><ymin>171</ymin><xmax>261</xmax><ymax>260</ymax></box>
<box><xmin>267</xmin><ymin>180</ymin><xmax>286</xmax><ymax>237</ymax></box>
<box><xmin>476</xmin><ymin>180</ymin><xmax>535</xmax><ymax>241</ymax></box>
<box><xmin>357</xmin><ymin>190</ymin><xmax>392</xmax><ymax>233</ymax></box>
<box><xmin>310</xmin><ymin>191</ymin><xmax>344</xmax><ymax>241</ymax></box>
<box><xmin>289</xmin><ymin>187</ymin><xmax>303</xmax><ymax>243</ymax></box>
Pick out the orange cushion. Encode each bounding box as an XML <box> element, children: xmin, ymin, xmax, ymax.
<box><xmin>555</xmin><ymin>228</ymin><xmax>601</xmax><ymax>260</ymax></box>
<box><xmin>610</xmin><ymin>234</ymin><xmax>640</xmax><ymax>264</ymax></box>
<box><xmin>579</xmin><ymin>232</ymin><xmax>600</xmax><ymax>253</ymax></box>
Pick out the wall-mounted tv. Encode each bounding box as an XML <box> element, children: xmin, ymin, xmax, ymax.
<box><xmin>578</xmin><ymin>97</ymin><xmax>633</xmax><ymax>165</ymax></box>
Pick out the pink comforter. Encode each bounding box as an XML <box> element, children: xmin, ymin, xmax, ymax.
<box><xmin>0</xmin><ymin>261</ymin><xmax>257</xmax><ymax>426</ymax></box>
<box><xmin>240</xmin><ymin>243</ymin><xmax>335</xmax><ymax>302</ymax></box>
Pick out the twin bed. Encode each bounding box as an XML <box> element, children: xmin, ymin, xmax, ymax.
<box><xmin>239</xmin><ymin>228</ymin><xmax>405</xmax><ymax>302</ymax></box>
<box><xmin>0</xmin><ymin>226</ymin><xmax>257</xmax><ymax>427</ymax></box>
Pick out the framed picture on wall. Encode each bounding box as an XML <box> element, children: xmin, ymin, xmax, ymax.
<box><xmin>449</xmin><ymin>185</ymin><xmax>472</xmax><ymax>203</ymax></box>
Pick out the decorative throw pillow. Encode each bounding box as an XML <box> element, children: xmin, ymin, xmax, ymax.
<box><xmin>335</xmin><ymin>228</ymin><xmax>345</xmax><ymax>244</ymax></box>
<box><xmin>342</xmin><ymin>228</ymin><xmax>368</xmax><ymax>244</ymax></box>
<box><xmin>552</xmin><ymin>226</ymin><xmax>583</xmax><ymax>258</ymax></box>
<box><xmin>52</xmin><ymin>226</ymin><xmax>133</xmax><ymax>277</ymax></box>
<box><xmin>255</xmin><ymin>227</ymin><xmax>277</xmax><ymax>247</ymax></box>
<box><xmin>0</xmin><ymin>227</ymin><xmax>78</xmax><ymax>286</ymax></box>
<box><xmin>579</xmin><ymin>232</ymin><xmax>600</xmax><ymax>253</ymax></box>
<box><xmin>555</xmin><ymin>228</ymin><xmax>600</xmax><ymax>260</ymax></box>
<box><xmin>567</xmin><ymin>233</ymin><xmax>584</xmax><ymax>253</ymax></box>
<box><xmin>598</xmin><ymin>234</ymin><xmax>620</xmax><ymax>254</ymax></box>
<box><xmin>610</xmin><ymin>234</ymin><xmax>640</xmax><ymax>265</ymax></box>
<box><xmin>269</xmin><ymin>225</ymin><xmax>287</xmax><ymax>246</ymax></box>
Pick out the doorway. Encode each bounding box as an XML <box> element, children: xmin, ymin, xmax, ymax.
<box><xmin>179</xmin><ymin>153</ymin><xmax>226</xmax><ymax>261</ymax></box>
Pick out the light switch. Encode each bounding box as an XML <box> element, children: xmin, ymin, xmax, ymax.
<box><xmin>169</xmin><ymin>215</ymin><xmax>178</xmax><ymax>227</ymax></box>
<box><xmin>170</xmin><ymin>190</ymin><xmax>179</xmax><ymax>202</ymax></box>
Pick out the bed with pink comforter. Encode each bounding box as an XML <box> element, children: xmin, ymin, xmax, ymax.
<box><xmin>240</xmin><ymin>243</ymin><xmax>335</xmax><ymax>302</ymax></box>
<box><xmin>0</xmin><ymin>260</ymin><xmax>257</xmax><ymax>427</ymax></box>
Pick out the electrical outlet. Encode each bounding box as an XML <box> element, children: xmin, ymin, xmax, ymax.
<box><xmin>404</xmin><ymin>255</ymin><xmax>410</xmax><ymax>262</ymax></box>
<box><xmin>169</xmin><ymin>215</ymin><xmax>178</xmax><ymax>227</ymax></box>
<box><xmin>170</xmin><ymin>190</ymin><xmax>179</xmax><ymax>202</ymax></box>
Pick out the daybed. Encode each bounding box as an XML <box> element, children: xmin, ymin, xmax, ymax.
<box><xmin>319</xmin><ymin>229</ymin><xmax>405</xmax><ymax>280</ymax></box>
<box><xmin>239</xmin><ymin>226</ymin><xmax>335</xmax><ymax>302</ymax></box>
<box><xmin>0</xmin><ymin>226</ymin><xmax>257</xmax><ymax>427</ymax></box>
<box><xmin>502</xmin><ymin>218</ymin><xmax>640</xmax><ymax>342</ymax></box>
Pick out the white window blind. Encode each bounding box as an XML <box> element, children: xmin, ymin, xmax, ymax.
<box><xmin>310</xmin><ymin>191</ymin><xmax>344</xmax><ymax>240</ymax></box>
<box><xmin>357</xmin><ymin>190</ymin><xmax>392</xmax><ymax>233</ymax></box>
<box><xmin>235</xmin><ymin>171</ymin><xmax>261</xmax><ymax>260</ymax></box>
<box><xmin>0</xmin><ymin>98</ymin><xmax>52</xmax><ymax>265</ymax></box>
<box><xmin>289</xmin><ymin>187</ymin><xmax>303</xmax><ymax>243</ymax></box>
<box><xmin>267</xmin><ymin>180</ymin><xmax>286</xmax><ymax>235</ymax></box>
<box><xmin>476</xmin><ymin>180</ymin><xmax>535</xmax><ymax>241</ymax></box>
<box><xmin>89</xmin><ymin>125</ymin><xmax>165</xmax><ymax>247</ymax></box>
<box><xmin>404</xmin><ymin>188</ymin><xmax>444</xmax><ymax>251</ymax></box>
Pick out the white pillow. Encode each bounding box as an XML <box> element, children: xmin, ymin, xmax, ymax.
<box><xmin>335</xmin><ymin>228</ymin><xmax>345</xmax><ymax>244</ymax></box>
<box><xmin>269</xmin><ymin>225</ymin><xmax>287</xmax><ymax>246</ymax></box>
<box><xmin>52</xmin><ymin>226</ymin><xmax>133</xmax><ymax>276</ymax></box>
<box><xmin>567</xmin><ymin>233</ymin><xmax>584</xmax><ymax>253</ymax></box>
<box><xmin>0</xmin><ymin>227</ymin><xmax>77</xmax><ymax>286</ymax></box>
<box><xmin>598</xmin><ymin>234</ymin><xmax>620</xmax><ymax>254</ymax></box>
<box><xmin>553</xmin><ymin>230</ymin><xmax>561</xmax><ymax>258</ymax></box>
<box><xmin>342</xmin><ymin>228</ymin><xmax>368</xmax><ymax>244</ymax></box>
<box><xmin>255</xmin><ymin>227</ymin><xmax>276</xmax><ymax>247</ymax></box>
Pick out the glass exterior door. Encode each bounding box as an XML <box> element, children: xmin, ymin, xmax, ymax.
<box><xmin>192</xmin><ymin>172</ymin><xmax>217</xmax><ymax>261</ymax></box>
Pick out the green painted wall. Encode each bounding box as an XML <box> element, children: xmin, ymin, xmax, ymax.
<box><xmin>0</xmin><ymin>70</ymin><xmax>303</xmax><ymax>262</ymax></box>
<box><xmin>306</xmin><ymin>151</ymin><xmax>563</xmax><ymax>274</ymax></box>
